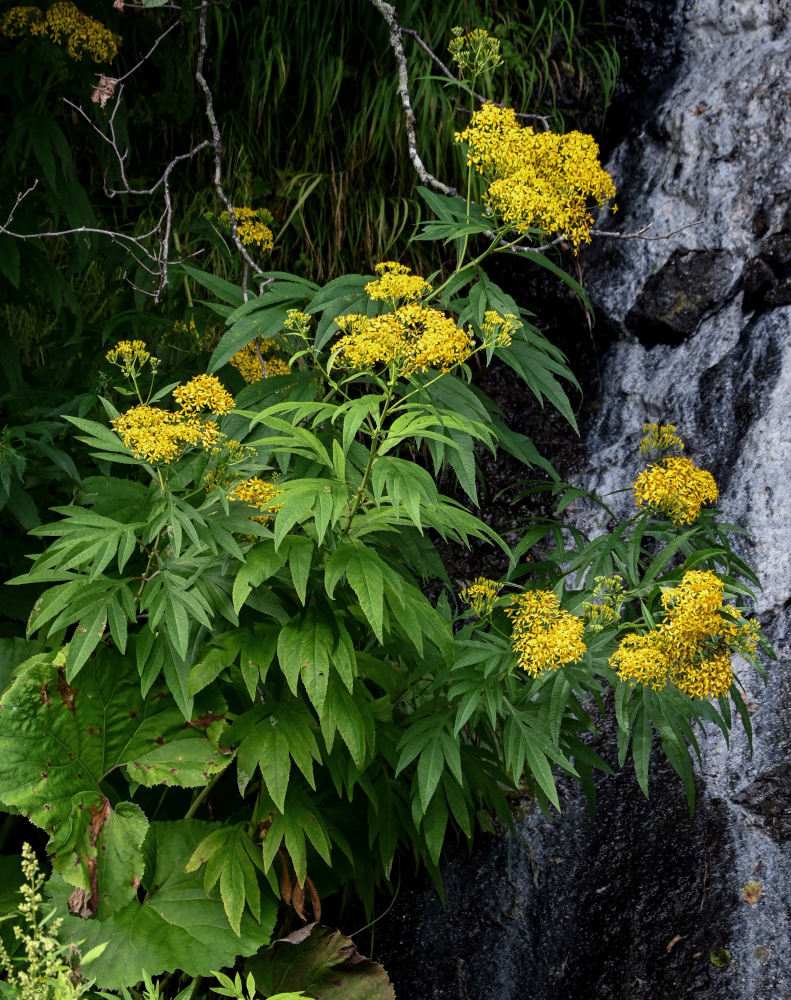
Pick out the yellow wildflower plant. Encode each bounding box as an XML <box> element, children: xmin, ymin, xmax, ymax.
<box><xmin>448</xmin><ymin>26</ymin><xmax>503</xmax><ymax>78</ymax></box>
<box><xmin>364</xmin><ymin>262</ymin><xmax>433</xmax><ymax>303</ymax></box>
<box><xmin>634</xmin><ymin>454</ymin><xmax>718</xmax><ymax>525</ymax></box>
<box><xmin>230</xmin><ymin>338</ymin><xmax>292</xmax><ymax>384</ymax></box>
<box><xmin>334</xmin><ymin>304</ymin><xmax>473</xmax><ymax>376</ymax></box>
<box><xmin>459</xmin><ymin>576</ymin><xmax>503</xmax><ymax>616</ymax></box>
<box><xmin>638</xmin><ymin>422</ymin><xmax>685</xmax><ymax>457</ymax></box>
<box><xmin>228</xmin><ymin>476</ymin><xmax>283</xmax><ymax>525</ymax></box>
<box><xmin>0</xmin><ymin>2</ymin><xmax>121</xmax><ymax>62</ymax></box>
<box><xmin>172</xmin><ymin>373</ymin><xmax>235</xmax><ymax>415</ymax></box>
<box><xmin>455</xmin><ymin>103</ymin><xmax>616</xmax><ymax>249</ymax></box>
<box><xmin>218</xmin><ymin>206</ymin><xmax>274</xmax><ymax>253</ymax></box>
<box><xmin>480</xmin><ymin>310</ymin><xmax>521</xmax><ymax>348</ymax></box>
<box><xmin>505</xmin><ymin>589</ymin><xmax>586</xmax><ymax>676</ymax></box>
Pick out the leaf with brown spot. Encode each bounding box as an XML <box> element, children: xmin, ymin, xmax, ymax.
<box><xmin>247</xmin><ymin>923</ymin><xmax>395</xmax><ymax>1000</ymax></box>
<box><xmin>0</xmin><ymin>650</ymin><xmax>227</xmax><ymax>905</ymax></box>
<box><xmin>742</xmin><ymin>880</ymin><xmax>763</xmax><ymax>904</ymax></box>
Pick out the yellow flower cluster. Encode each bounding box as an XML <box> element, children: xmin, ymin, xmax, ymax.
<box><xmin>505</xmin><ymin>589</ymin><xmax>586</xmax><ymax>676</ymax></box>
<box><xmin>230</xmin><ymin>338</ymin><xmax>292</xmax><ymax>383</ymax></box>
<box><xmin>481</xmin><ymin>310</ymin><xmax>521</xmax><ymax>348</ymax></box>
<box><xmin>0</xmin><ymin>3</ymin><xmax>121</xmax><ymax>62</ymax></box>
<box><xmin>610</xmin><ymin>569</ymin><xmax>760</xmax><ymax>699</ymax></box>
<box><xmin>172</xmin><ymin>373</ymin><xmax>235</xmax><ymax>415</ymax></box>
<box><xmin>219</xmin><ymin>207</ymin><xmax>274</xmax><ymax>253</ymax></box>
<box><xmin>459</xmin><ymin>576</ymin><xmax>503</xmax><ymax>616</ymax></box>
<box><xmin>111</xmin><ymin>404</ymin><xmax>218</xmax><ymax>465</ymax></box>
<box><xmin>455</xmin><ymin>103</ymin><xmax>616</xmax><ymax>249</ymax></box>
<box><xmin>634</xmin><ymin>455</ymin><xmax>718</xmax><ymax>525</ymax></box>
<box><xmin>284</xmin><ymin>309</ymin><xmax>312</xmax><ymax>339</ymax></box>
<box><xmin>448</xmin><ymin>26</ymin><xmax>503</xmax><ymax>77</ymax></box>
<box><xmin>334</xmin><ymin>304</ymin><xmax>472</xmax><ymax>375</ymax></box>
<box><xmin>639</xmin><ymin>423</ymin><xmax>685</xmax><ymax>457</ymax></box>
<box><xmin>365</xmin><ymin>262</ymin><xmax>433</xmax><ymax>302</ymax></box>
<box><xmin>111</xmin><ymin>374</ymin><xmax>233</xmax><ymax>465</ymax></box>
<box><xmin>227</xmin><ymin>476</ymin><xmax>283</xmax><ymax>525</ymax></box>
<box><xmin>105</xmin><ymin>339</ymin><xmax>158</xmax><ymax>378</ymax></box>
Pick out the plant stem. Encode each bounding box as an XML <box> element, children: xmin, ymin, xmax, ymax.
<box><xmin>343</xmin><ymin>372</ymin><xmax>397</xmax><ymax>532</ymax></box>
<box><xmin>185</xmin><ymin>766</ymin><xmax>227</xmax><ymax>820</ymax></box>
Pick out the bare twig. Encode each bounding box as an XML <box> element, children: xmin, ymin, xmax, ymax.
<box><xmin>592</xmin><ymin>219</ymin><xmax>705</xmax><ymax>242</ymax></box>
<box><xmin>195</xmin><ymin>0</ymin><xmax>269</xmax><ymax>298</ymax></box>
<box><xmin>368</xmin><ymin>0</ymin><xmax>458</xmax><ymax>197</ymax></box>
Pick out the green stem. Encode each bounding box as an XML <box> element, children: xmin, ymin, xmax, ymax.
<box><xmin>343</xmin><ymin>372</ymin><xmax>398</xmax><ymax>533</ymax></box>
<box><xmin>185</xmin><ymin>766</ymin><xmax>227</xmax><ymax>820</ymax></box>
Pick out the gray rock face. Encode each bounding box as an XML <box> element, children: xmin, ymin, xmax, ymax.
<box><xmin>375</xmin><ymin>2</ymin><xmax>791</xmax><ymax>998</ymax></box>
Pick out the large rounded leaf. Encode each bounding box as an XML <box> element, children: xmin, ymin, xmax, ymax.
<box><xmin>0</xmin><ymin>649</ymin><xmax>228</xmax><ymax>908</ymax></box>
<box><xmin>49</xmin><ymin>820</ymin><xmax>277</xmax><ymax>989</ymax></box>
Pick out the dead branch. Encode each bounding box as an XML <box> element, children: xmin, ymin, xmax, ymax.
<box><xmin>367</xmin><ymin>0</ymin><xmax>458</xmax><ymax>197</ymax></box>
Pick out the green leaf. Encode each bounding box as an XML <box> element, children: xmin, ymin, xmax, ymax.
<box><xmin>0</xmin><ymin>651</ymin><xmax>228</xmax><ymax>898</ymax></box>
<box><xmin>186</xmin><ymin>823</ymin><xmax>267</xmax><ymax>934</ymax></box>
<box><xmin>247</xmin><ymin>923</ymin><xmax>395</xmax><ymax>1000</ymax></box>
<box><xmin>326</xmin><ymin>544</ymin><xmax>384</xmax><ymax>642</ymax></box>
<box><xmin>50</xmin><ymin>820</ymin><xmax>276</xmax><ymax>989</ymax></box>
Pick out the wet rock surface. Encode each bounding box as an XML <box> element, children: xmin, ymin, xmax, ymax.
<box><xmin>373</xmin><ymin>2</ymin><xmax>791</xmax><ymax>998</ymax></box>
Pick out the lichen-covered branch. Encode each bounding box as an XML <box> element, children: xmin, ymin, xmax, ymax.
<box><xmin>367</xmin><ymin>0</ymin><xmax>458</xmax><ymax>197</ymax></box>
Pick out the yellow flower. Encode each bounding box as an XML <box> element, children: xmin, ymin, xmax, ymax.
<box><xmin>219</xmin><ymin>207</ymin><xmax>274</xmax><ymax>253</ymax></box>
<box><xmin>610</xmin><ymin>569</ymin><xmax>760</xmax><ymax>700</ymax></box>
<box><xmin>455</xmin><ymin>103</ymin><xmax>616</xmax><ymax>249</ymax></box>
<box><xmin>230</xmin><ymin>338</ymin><xmax>292</xmax><ymax>384</ymax></box>
<box><xmin>110</xmin><ymin>406</ymin><xmax>187</xmax><ymax>465</ymax></box>
<box><xmin>609</xmin><ymin>631</ymin><xmax>668</xmax><ymax>690</ymax></box>
<box><xmin>105</xmin><ymin>339</ymin><xmax>158</xmax><ymax>378</ymax></box>
<box><xmin>480</xmin><ymin>310</ymin><xmax>521</xmax><ymax>348</ymax></box>
<box><xmin>505</xmin><ymin>589</ymin><xmax>586</xmax><ymax>676</ymax></box>
<box><xmin>334</xmin><ymin>304</ymin><xmax>472</xmax><ymax>375</ymax></box>
<box><xmin>173</xmin><ymin>374</ymin><xmax>234</xmax><ymax>415</ymax></box>
<box><xmin>1</xmin><ymin>3</ymin><xmax>121</xmax><ymax>62</ymax></box>
<box><xmin>365</xmin><ymin>262</ymin><xmax>432</xmax><ymax>303</ymax></box>
<box><xmin>639</xmin><ymin>423</ymin><xmax>685</xmax><ymax>457</ymax></box>
<box><xmin>459</xmin><ymin>576</ymin><xmax>503</xmax><ymax>616</ymax></box>
<box><xmin>228</xmin><ymin>477</ymin><xmax>283</xmax><ymax>525</ymax></box>
<box><xmin>634</xmin><ymin>455</ymin><xmax>718</xmax><ymax>525</ymax></box>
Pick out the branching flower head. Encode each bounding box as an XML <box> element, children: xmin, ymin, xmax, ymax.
<box><xmin>639</xmin><ymin>422</ymin><xmax>685</xmax><ymax>458</ymax></box>
<box><xmin>634</xmin><ymin>455</ymin><xmax>718</xmax><ymax>525</ymax></box>
<box><xmin>448</xmin><ymin>26</ymin><xmax>503</xmax><ymax>78</ymax></box>
<box><xmin>219</xmin><ymin>206</ymin><xmax>274</xmax><ymax>253</ymax></box>
<box><xmin>455</xmin><ymin>103</ymin><xmax>616</xmax><ymax>249</ymax></box>
<box><xmin>334</xmin><ymin>304</ymin><xmax>472</xmax><ymax>376</ymax></box>
<box><xmin>480</xmin><ymin>310</ymin><xmax>521</xmax><ymax>348</ymax></box>
<box><xmin>365</xmin><ymin>262</ymin><xmax>432</xmax><ymax>303</ymax></box>
<box><xmin>105</xmin><ymin>339</ymin><xmax>159</xmax><ymax>378</ymax></box>
<box><xmin>583</xmin><ymin>574</ymin><xmax>625</xmax><ymax>633</ymax></box>
<box><xmin>505</xmin><ymin>589</ymin><xmax>586</xmax><ymax>675</ymax></box>
<box><xmin>459</xmin><ymin>576</ymin><xmax>503</xmax><ymax>616</ymax></box>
